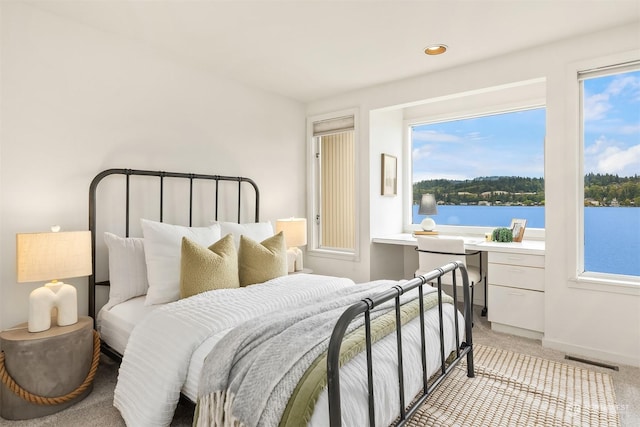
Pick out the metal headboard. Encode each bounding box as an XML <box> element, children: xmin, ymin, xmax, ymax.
<box><xmin>88</xmin><ymin>168</ymin><xmax>260</xmax><ymax>321</ymax></box>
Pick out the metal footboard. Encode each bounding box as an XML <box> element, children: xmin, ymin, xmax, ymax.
<box><xmin>327</xmin><ymin>261</ymin><xmax>474</xmax><ymax>427</ymax></box>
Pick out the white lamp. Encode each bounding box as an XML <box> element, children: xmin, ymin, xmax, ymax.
<box><xmin>16</xmin><ymin>229</ymin><xmax>92</xmax><ymax>333</ymax></box>
<box><xmin>418</xmin><ymin>194</ymin><xmax>438</xmax><ymax>231</ymax></box>
<box><xmin>275</xmin><ymin>218</ymin><xmax>307</xmax><ymax>273</ymax></box>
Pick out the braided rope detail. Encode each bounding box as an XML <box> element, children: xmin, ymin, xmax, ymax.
<box><xmin>0</xmin><ymin>329</ymin><xmax>100</xmax><ymax>405</ymax></box>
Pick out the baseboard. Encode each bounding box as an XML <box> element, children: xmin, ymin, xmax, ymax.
<box><xmin>542</xmin><ymin>337</ymin><xmax>640</xmax><ymax>369</ymax></box>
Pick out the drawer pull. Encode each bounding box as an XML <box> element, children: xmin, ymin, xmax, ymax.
<box><xmin>507</xmin><ymin>292</ymin><xmax>525</xmax><ymax>296</ymax></box>
<box><xmin>509</xmin><ymin>269</ymin><xmax>525</xmax><ymax>274</ymax></box>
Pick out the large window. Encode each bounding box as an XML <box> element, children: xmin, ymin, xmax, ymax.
<box><xmin>410</xmin><ymin>108</ymin><xmax>546</xmax><ymax>230</ymax></box>
<box><xmin>309</xmin><ymin>113</ymin><xmax>356</xmax><ymax>256</ymax></box>
<box><xmin>580</xmin><ymin>66</ymin><xmax>640</xmax><ymax>278</ymax></box>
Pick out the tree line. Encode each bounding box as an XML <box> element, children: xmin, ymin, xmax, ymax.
<box><xmin>413</xmin><ymin>174</ymin><xmax>640</xmax><ymax>207</ymax></box>
<box><xmin>584</xmin><ymin>173</ymin><xmax>640</xmax><ymax>206</ymax></box>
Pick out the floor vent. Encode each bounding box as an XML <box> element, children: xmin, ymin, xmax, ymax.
<box><xmin>565</xmin><ymin>355</ymin><xmax>619</xmax><ymax>371</ymax></box>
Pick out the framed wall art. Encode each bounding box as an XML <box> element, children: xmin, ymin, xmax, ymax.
<box><xmin>381</xmin><ymin>153</ymin><xmax>397</xmax><ymax>196</ymax></box>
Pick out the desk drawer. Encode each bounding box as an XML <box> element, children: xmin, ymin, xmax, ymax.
<box><xmin>488</xmin><ymin>285</ymin><xmax>544</xmax><ymax>332</ymax></box>
<box><xmin>488</xmin><ymin>263</ymin><xmax>544</xmax><ymax>291</ymax></box>
<box><xmin>488</xmin><ymin>252</ymin><xmax>544</xmax><ymax>268</ymax></box>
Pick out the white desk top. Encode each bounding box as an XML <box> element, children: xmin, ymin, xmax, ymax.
<box><xmin>372</xmin><ymin>233</ymin><xmax>545</xmax><ymax>255</ymax></box>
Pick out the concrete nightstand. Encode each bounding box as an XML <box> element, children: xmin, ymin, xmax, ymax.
<box><xmin>0</xmin><ymin>316</ymin><xmax>95</xmax><ymax>420</ymax></box>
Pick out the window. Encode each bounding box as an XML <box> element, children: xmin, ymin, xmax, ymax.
<box><xmin>309</xmin><ymin>113</ymin><xmax>357</xmax><ymax>256</ymax></box>
<box><xmin>410</xmin><ymin>108</ymin><xmax>546</xmax><ymax>230</ymax></box>
<box><xmin>580</xmin><ymin>65</ymin><xmax>640</xmax><ymax>278</ymax></box>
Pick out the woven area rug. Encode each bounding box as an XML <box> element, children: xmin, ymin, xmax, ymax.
<box><xmin>406</xmin><ymin>344</ymin><xmax>620</xmax><ymax>427</ymax></box>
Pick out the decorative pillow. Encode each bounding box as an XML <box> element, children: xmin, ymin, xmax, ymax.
<box><xmin>141</xmin><ymin>219</ymin><xmax>221</xmax><ymax>305</ymax></box>
<box><xmin>180</xmin><ymin>234</ymin><xmax>239</xmax><ymax>299</ymax></box>
<box><xmin>218</xmin><ymin>221</ymin><xmax>274</xmax><ymax>249</ymax></box>
<box><xmin>103</xmin><ymin>232</ymin><xmax>148</xmax><ymax>309</ymax></box>
<box><xmin>238</xmin><ymin>232</ymin><xmax>287</xmax><ymax>287</ymax></box>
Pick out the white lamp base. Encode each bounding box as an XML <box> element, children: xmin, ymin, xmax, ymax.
<box><xmin>28</xmin><ymin>281</ymin><xmax>78</xmax><ymax>333</ymax></box>
<box><xmin>420</xmin><ymin>217</ymin><xmax>436</xmax><ymax>231</ymax></box>
<box><xmin>286</xmin><ymin>247</ymin><xmax>304</xmax><ymax>273</ymax></box>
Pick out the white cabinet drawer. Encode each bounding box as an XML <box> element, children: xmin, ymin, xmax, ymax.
<box><xmin>488</xmin><ymin>252</ymin><xmax>544</xmax><ymax>268</ymax></box>
<box><xmin>488</xmin><ymin>285</ymin><xmax>544</xmax><ymax>332</ymax></box>
<box><xmin>488</xmin><ymin>263</ymin><xmax>544</xmax><ymax>291</ymax></box>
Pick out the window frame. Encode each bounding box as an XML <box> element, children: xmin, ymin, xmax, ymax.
<box><xmin>306</xmin><ymin>108</ymin><xmax>360</xmax><ymax>261</ymax></box>
<box><xmin>567</xmin><ymin>51</ymin><xmax>640</xmax><ymax>293</ymax></box>
<box><xmin>403</xmin><ymin>102</ymin><xmax>546</xmax><ymax>239</ymax></box>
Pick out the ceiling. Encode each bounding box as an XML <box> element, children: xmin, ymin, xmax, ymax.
<box><xmin>27</xmin><ymin>0</ymin><xmax>640</xmax><ymax>103</ymax></box>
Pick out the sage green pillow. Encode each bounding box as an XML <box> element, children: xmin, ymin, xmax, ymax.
<box><xmin>180</xmin><ymin>234</ymin><xmax>239</xmax><ymax>299</ymax></box>
<box><xmin>238</xmin><ymin>232</ymin><xmax>287</xmax><ymax>287</ymax></box>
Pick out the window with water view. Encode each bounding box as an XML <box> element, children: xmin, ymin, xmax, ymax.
<box><xmin>411</xmin><ymin>108</ymin><xmax>546</xmax><ymax>231</ymax></box>
<box><xmin>410</xmin><ymin>67</ymin><xmax>640</xmax><ymax>279</ymax></box>
<box><xmin>581</xmin><ymin>67</ymin><xmax>640</xmax><ymax>278</ymax></box>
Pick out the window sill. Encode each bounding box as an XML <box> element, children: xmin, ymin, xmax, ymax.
<box><xmin>307</xmin><ymin>248</ymin><xmax>359</xmax><ymax>262</ymax></box>
<box><xmin>569</xmin><ymin>272</ymin><xmax>640</xmax><ymax>296</ymax></box>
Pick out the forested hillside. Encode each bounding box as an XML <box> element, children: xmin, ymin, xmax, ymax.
<box><xmin>413</xmin><ymin>174</ymin><xmax>639</xmax><ymax>206</ymax></box>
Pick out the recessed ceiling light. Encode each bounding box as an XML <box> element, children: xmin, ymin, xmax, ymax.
<box><xmin>424</xmin><ymin>44</ymin><xmax>447</xmax><ymax>55</ymax></box>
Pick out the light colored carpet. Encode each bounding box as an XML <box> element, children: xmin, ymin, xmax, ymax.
<box><xmin>406</xmin><ymin>344</ymin><xmax>620</xmax><ymax>426</ymax></box>
<box><xmin>1</xmin><ymin>309</ymin><xmax>637</xmax><ymax>426</ymax></box>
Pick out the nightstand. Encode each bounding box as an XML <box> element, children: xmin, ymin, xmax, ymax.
<box><xmin>0</xmin><ymin>316</ymin><xmax>96</xmax><ymax>420</ymax></box>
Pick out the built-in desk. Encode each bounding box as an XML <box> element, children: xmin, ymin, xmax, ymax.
<box><xmin>372</xmin><ymin>233</ymin><xmax>544</xmax><ymax>255</ymax></box>
<box><xmin>372</xmin><ymin>233</ymin><xmax>546</xmax><ymax>339</ymax></box>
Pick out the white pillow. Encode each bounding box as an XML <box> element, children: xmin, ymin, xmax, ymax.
<box><xmin>219</xmin><ymin>221</ymin><xmax>274</xmax><ymax>249</ymax></box>
<box><xmin>141</xmin><ymin>219</ymin><xmax>221</xmax><ymax>305</ymax></box>
<box><xmin>103</xmin><ymin>232</ymin><xmax>148</xmax><ymax>309</ymax></box>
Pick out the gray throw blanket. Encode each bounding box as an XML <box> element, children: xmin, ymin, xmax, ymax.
<box><xmin>195</xmin><ymin>279</ymin><xmax>417</xmax><ymax>427</ymax></box>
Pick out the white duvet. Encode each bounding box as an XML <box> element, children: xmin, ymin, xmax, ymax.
<box><xmin>114</xmin><ymin>274</ymin><xmax>464</xmax><ymax>427</ymax></box>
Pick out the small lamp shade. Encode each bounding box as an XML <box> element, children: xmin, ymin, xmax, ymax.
<box><xmin>275</xmin><ymin>218</ymin><xmax>307</xmax><ymax>273</ymax></box>
<box><xmin>418</xmin><ymin>194</ymin><xmax>438</xmax><ymax>231</ymax></box>
<box><xmin>16</xmin><ymin>230</ymin><xmax>92</xmax><ymax>332</ymax></box>
<box><xmin>275</xmin><ymin>218</ymin><xmax>307</xmax><ymax>248</ymax></box>
<box><xmin>17</xmin><ymin>231</ymin><xmax>92</xmax><ymax>283</ymax></box>
<box><xmin>418</xmin><ymin>194</ymin><xmax>438</xmax><ymax>216</ymax></box>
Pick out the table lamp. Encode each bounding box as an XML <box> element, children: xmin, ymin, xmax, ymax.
<box><xmin>16</xmin><ymin>229</ymin><xmax>92</xmax><ymax>332</ymax></box>
<box><xmin>275</xmin><ymin>218</ymin><xmax>307</xmax><ymax>273</ymax></box>
<box><xmin>418</xmin><ymin>194</ymin><xmax>438</xmax><ymax>231</ymax></box>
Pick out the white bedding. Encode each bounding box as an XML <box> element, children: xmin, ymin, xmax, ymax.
<box><xmin>113</xmin><ymin>274</ymin><xmax>356</xmax><ymax>426</ymax></box>
<box><xmin>98</xmin><ymin>296</ymin><xmax>154</xmax><ymax>355</ymax></box>
<box><xmin>98</xmin><ymin>297</ymin><xmax>229</xmax><ymax>400</ymax></box>
<box><xmin>104</xmin><ymin>274</ymin><xmax>465</xmax><ymax>427</ymax></box>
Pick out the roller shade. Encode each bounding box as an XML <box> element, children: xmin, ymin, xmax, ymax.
<box><xmin>313</xmin><ymin>115</ymin><xmax>355</xmax><ymax>137</ymax></box>
<box><xmin>578</xmin><ymin>60</ymin><xmax>640</xmax><ymax>80</ymax></box>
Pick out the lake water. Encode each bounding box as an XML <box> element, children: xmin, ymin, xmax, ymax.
<box><xmin>413</xmin><ymin>205</ymin><xmax>640</xmax><ymax>277</ymax></box>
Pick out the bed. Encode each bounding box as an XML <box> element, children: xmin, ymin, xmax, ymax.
<box><xmin>88</xmin><ymin>168</ymin><xmax>474</xmax><ymax>427</ymax></box>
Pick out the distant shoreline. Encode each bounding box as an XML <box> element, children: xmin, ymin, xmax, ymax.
<box><xmin>413</xmin><ymin>173</ymin><xmax>639</xmax><ymax>208</ymax></box>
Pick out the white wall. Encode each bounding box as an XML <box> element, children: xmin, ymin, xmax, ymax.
<box><xmin>306</xmin><ymin>23</ymin><xmax>640</xmax><ymax>367</ymax></box>
<box><xmin>0</xmin><ymin>3</ymin><xmax>305</xmax><ymax>331</ymax></box>
<box><xmin>369</xmin><ymin>109</ymin><xmax>404</xmax><ymax>280</ymax></box>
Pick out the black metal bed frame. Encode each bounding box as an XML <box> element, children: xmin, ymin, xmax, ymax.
<box><xmin>88</xmin><ymin>168</ymin><xmax>474</xmax><ymax>426</ymax></box>
<box><xmin>327</xmin><ymin>262</ymin><xmax>474</xmax><ymax>427</ymax></box>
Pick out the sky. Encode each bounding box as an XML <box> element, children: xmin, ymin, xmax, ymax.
<box><xmin>412</xmin><ymin>108</ymin><xmax>546</xmax><ymax>182</ymax></box>
<box><xmin>412</xmin><ymin>69</ymin><xmax>639</xmax><ymax>182</ymax></box>
<box><xmin>583</xmin><ymin>70</ymin><xmax>640</xmax><ymax>177</ymax></box>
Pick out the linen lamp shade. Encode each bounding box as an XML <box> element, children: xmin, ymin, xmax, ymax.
<box><xmin>275</xmin><ymin>218</ymin><xmax>307</xmax><ymax>272</ymax></box>
<box><xmin>16</xmin><ymin>230</ymin><xmax>92</xmax><ymax>332</ymax></box>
